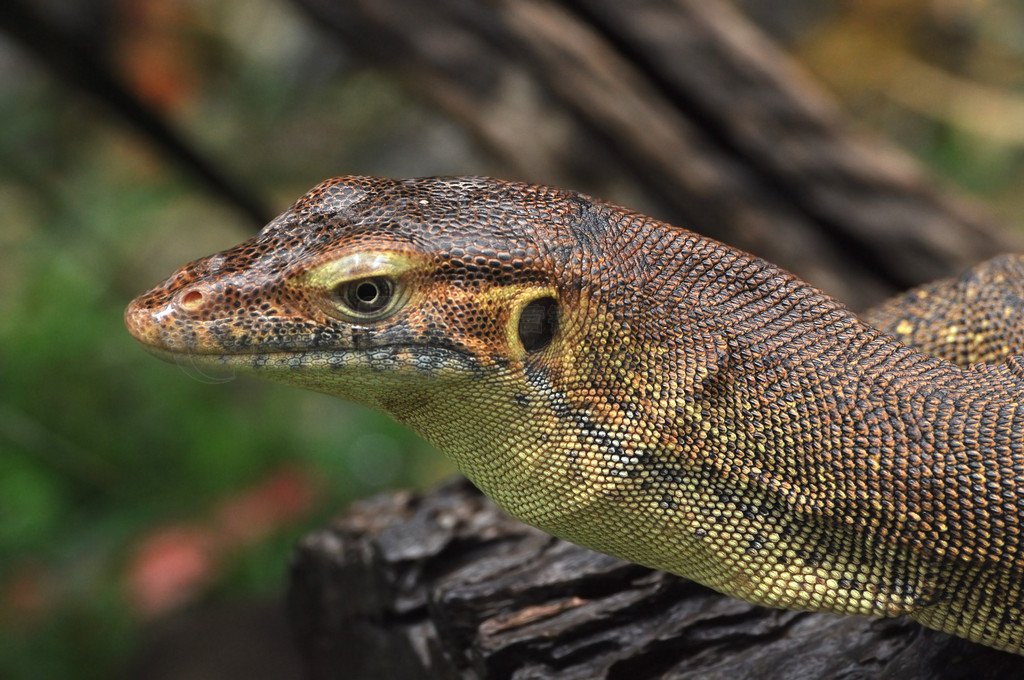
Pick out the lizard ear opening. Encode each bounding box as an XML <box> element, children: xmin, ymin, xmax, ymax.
<box><xmin>518</xmin><ymin>296</ymin><xmax>558</xmax><ymax>352</ymax></box>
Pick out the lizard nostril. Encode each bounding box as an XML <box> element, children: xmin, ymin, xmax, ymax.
<box><xmin>178</xmin><ymin>288</ymin><xmax>205</xmax><ymax>311</ymax></box>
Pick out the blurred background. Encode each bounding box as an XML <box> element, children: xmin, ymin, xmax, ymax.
<box><xmin>3</xmin><ymin>0</ymin><xmax>1024</xmax><ymax>677</ymax></box>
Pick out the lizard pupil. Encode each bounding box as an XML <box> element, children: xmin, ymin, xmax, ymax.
<box><xmin>518</xmin><ymin>297</ymin><xmax>558</xmax><ymax>352</ymax></box>
<box><xmin>340</xmin><ymin>277</ymin><xmax>393</xmax><ymax>315</ymax></box>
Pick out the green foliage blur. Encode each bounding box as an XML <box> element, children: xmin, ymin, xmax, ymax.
<box><xmin>0</xmin><ymin>2</ymin><xmax>478</xmax><ymax>677</ymax></box>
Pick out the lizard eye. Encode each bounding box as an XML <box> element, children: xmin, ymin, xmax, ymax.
<box><xmin>332</xmin><ymin>276</ymin><xmax>400</xmax><ymax>321</ymax></box>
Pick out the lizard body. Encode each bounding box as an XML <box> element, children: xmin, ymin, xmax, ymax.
<box><xmin>864</xmin><ymin>253</ymin><xmax>1024</xmax><ymax>367</ymax></box>
<box><xmin>126</xmin><ymin>176</ymin><xmax>1024</xmax><ymax>654</ymax></box>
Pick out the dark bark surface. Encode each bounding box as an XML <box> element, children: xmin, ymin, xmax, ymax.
<box><xmin>290</xmin><ymin>479</ymin><xmax>1024</xmax><ymax>680</ymax></box>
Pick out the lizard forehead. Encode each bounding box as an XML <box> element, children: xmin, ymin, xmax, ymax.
<box><xmin>248</xmin><ymin>175</ymin><xmax>610</xmax><ymax>272</ymax></box>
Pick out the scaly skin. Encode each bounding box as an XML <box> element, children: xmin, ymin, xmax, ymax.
<box><xmin>126</xmin><ymin>176</ymin><xmax>1024</xmax><ymax>654</ymax></box>
<box><xmin>864</xmin><ymin>253</ymin><xmax>1024</xmax><ymax>367</ymax></box>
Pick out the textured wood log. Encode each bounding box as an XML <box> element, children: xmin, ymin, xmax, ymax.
<box><xmin>289</xmin><ymin>479</ymin><xmax>1024</xmax><ymax>679</ymax></box>
<box><xmin>291</xmin><ymin>0</ymin><xmax>1020</xmax><ymax>310</ymax></box>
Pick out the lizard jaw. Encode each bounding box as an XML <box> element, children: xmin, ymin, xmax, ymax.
<box><xmin>126</xmin><ymin>292</ymin><xmax>482</xmax><ymax>397</ymax></box>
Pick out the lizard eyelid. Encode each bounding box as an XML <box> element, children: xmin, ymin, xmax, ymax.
<box><xmin>302</xmin><ymin>251</ymin><xmax>419</xmax><ymax>324</ymax></box>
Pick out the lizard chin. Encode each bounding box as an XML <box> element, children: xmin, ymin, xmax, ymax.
<box><xmin>134</xmin><ymin>345</ymin><xmax>239</xmax><ymax>384</ymax></box>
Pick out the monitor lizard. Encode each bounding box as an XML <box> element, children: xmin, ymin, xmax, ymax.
<box><xmin>125</xmin><ymin>176</ymin><xmax>1024</xmax><ymax>654</ymax></box>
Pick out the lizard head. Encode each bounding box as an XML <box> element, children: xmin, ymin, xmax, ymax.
<box><xmin>126</xmin><ymin>176</ymin><xmax>635</xmax><ymax>518</ymax></box>
<box><xmin>125</xmin><ymin>177</ymin><xmax>600</xmax><ymax>403</ymax></box>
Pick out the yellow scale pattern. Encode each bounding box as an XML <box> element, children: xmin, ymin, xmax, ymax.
<box><xmin>126</xmin><ymin>176</ymin><xmax>1024</xmax><ymax>655</ymax></box>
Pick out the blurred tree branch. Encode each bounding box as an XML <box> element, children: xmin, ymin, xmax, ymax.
<box><xmin>0</xmin><ymin>0</ymin><xmax>271</xmax><ymax>226</ymax></box>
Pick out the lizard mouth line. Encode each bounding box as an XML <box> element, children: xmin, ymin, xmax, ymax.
<box><xmin>137</xmin><ymin>342</ymin><xmax>483</xmax><ymax>375</ymax></box>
